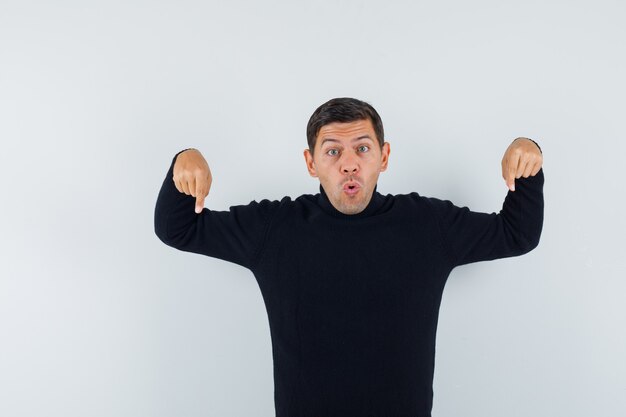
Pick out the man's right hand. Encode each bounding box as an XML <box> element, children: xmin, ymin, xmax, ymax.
<box><xmin>173</xmin><ymin>149</ymin><xmax>212</xmax><ymax>214</ymax></box>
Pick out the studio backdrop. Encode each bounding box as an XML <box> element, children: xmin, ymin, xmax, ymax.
<box><xmin>1</xmin><ymin>1</ymin><xmax>624</xmax><ymax>416</ymax></box>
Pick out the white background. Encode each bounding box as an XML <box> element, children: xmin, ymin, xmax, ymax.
<box><xmin>1</xmin><ymin>1</ymin><xmax>624</xmax><ymax>416</ymax></box>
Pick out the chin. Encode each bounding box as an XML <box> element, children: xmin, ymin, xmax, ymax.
<box><xmin>341</xmin><ymin>201</ymin><xmax>368</xmax><ymax>215</ymax></box>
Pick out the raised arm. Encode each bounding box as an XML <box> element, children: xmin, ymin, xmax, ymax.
<box><xmin>426</xmin><ymin>137</ymin><xmax>544</xmax><ymax>268</ymax></box>
<box><xmin>154</xmin><ymin>148</ymin><xmax>280</xmax><ymax>270</ymax></box>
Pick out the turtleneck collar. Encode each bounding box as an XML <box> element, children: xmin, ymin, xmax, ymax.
<box><xmin>316</xmin><ymin>183</ymin><xmax>385</xmax><ymax>219</ymax></box>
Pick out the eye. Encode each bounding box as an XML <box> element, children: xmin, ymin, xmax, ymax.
<box><xmin>358</xmin><ymin>145</ymin><xmax>369</xmax><ymax>152</ymax></box>
<box><xmin>327</xmin><ymin>149</ymin><xmax>339</xmax><ymax>156</ymax></box>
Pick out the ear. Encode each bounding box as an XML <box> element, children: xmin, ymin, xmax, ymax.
<box><xmin>303</xmin><ymin>149</ymin><xmax>318</xmax><ymax>177</ymax></box>
<box><xmin>380</xmin><ymin>141</ymin><xmax>391</xmax><ymax>172</ymax></box>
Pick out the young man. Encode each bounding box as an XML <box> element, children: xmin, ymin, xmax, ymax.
<box><xmin>154</xmin><ymin>97</ymin><xmax>544</xmax><ymax>417</ymax></box>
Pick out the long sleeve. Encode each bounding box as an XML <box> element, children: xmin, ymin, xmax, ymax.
<box><xmin>425</xmin><ymin>167</ymin><xmax>545</xmax><ymax>268</ymax></box>
<box><xmin>154</xmin><ymin>149</ymin><xmax>281</xmax><ymax>270</ymax></box>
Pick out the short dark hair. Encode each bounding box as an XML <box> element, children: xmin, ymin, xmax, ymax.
<box><xmin>306</xmin><ymin>97</ymin><xmax>384</xmax><ymax>155</ymax></box>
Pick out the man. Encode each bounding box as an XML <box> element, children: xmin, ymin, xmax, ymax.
<box><xmin>154</xmin><ymin>97</ymin><xmax>544</xmax><ymax>417</ymax></box>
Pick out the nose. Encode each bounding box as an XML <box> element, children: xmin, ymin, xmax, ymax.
<box><xmin>341</xmin><ymin>152</ymin><xmax>359</xmax><ymax>175</ymax></box>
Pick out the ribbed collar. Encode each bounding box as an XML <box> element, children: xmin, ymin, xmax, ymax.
<box><xmin>317</xmin><ymin>183</ymin><xmax>385</xmax><ymax>219</ymax></box>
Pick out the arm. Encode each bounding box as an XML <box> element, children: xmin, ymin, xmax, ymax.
<box><xmin>154</xmin><ymin>148</ymin><xmax>279</xmax><ymax>270</ymax></box>
<box><xmin>426</xmin><ymin>138</ymin><xmax>544</xmax><ymax>268</ymax></box>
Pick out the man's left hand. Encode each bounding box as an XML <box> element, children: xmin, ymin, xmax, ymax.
<box><xmin>501</xmin><ymin>137</ymin><xmax>543</xmax><ymax>192</ymax></box>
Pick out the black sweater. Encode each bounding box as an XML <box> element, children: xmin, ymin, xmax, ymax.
<box><xmin>154</xmin><ymin>148</ymin><xmax>544</xmax><ymax>417</ymax></box>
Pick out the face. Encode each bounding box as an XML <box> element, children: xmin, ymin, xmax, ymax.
<box><xmin>303</xmin><ymin>119</ymin><xmax>390</xmax><ymax>215</ymax></box>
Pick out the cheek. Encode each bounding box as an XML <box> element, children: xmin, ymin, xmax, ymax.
<box><xmin>314</xmin><ymin>158</ymin><xmax>335</xmax><ymax>172</ymax></box>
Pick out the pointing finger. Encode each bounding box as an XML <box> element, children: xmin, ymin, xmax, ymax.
<box><xmin>195</xmin><ymin>195</ymin><xmax>205</xmax><ymax>214</ymax></box>
<box><xmin>195</xmin><ymin>181</ymin><xmax>207</xmax><ymax>213</ymax></box>
<box><xmin>501</xmin><ymin>158</ymin><xmax>512</xmax><ymax>191</ymax></box>
<box><xmin>506</xmin><ymin>152</ymin><xmax>520</xmax><ymax>191</ymax></box>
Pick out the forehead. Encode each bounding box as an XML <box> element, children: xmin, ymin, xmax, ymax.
<box><xmin>317</xmin><ymin>119</ymin><xmax>376</xmax><ymax>146</ymax></box>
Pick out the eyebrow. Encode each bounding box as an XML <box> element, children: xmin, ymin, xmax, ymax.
<box><xmin>320</xmin><ymin>135</ymin><xmax>374</xmax><ymax>146</ymax></box>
